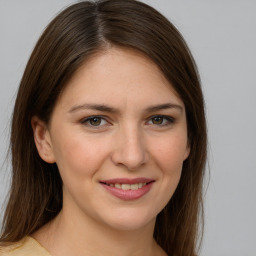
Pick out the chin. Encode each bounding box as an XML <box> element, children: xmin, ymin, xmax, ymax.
<box><xmin>100</xmin><ymin>207</ymin><xmax>157</xmax><ymax>232</ymax></box>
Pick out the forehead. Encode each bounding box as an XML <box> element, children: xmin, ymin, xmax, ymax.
<box><xmin>56</xmin><ymin>47</ymin><xmax>184</xmax><ymax>110</ymax></box>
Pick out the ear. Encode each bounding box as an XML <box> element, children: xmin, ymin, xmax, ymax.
<box><xmin>183</xmin><ymin>139</ymin><xmax>191</xmax><ymax>161</ymax></box>
<box><xmin>31</xmin><ymin>116</ymin><xmax>56</xmax><ymax>163</ymax></box>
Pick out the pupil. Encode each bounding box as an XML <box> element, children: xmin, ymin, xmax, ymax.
<box><xmin>90</xmin><ymin>117</ymin><xmax>101</xmax><ymax>126</ymax></box>
<box><xmin>153</xmin><ymin>117</ymin><xmax>163</xmax><ymax>124</ymax></box>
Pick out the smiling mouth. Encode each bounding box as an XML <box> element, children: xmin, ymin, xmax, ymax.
<box><xmin>100</xmin><ymin>178</ymin><xmax>155</xmax><ymax>191</ymax></box>
<box><xmin>100</xmin><ymin>182</ymin><xmax>150</xmax><ymax>190</ymax></box>
<box><xmin>99</xmin><ymin>178</ymin><xmax>155</xmax><ymax>200</ymax></box>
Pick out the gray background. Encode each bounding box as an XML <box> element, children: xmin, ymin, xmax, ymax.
<box><xmin>0</xmin><ymin>0</ymin><xmax>255</xmax><ymax>255</ymax></box>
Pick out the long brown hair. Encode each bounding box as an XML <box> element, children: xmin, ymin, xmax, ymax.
<box><xmin>0</xmin><ymin>1</ymin><xmax>207</xmax><ymax>255</ymax></box>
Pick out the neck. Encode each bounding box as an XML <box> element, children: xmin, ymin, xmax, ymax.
<box><xmin>33</xmin><ymin>208</ymin><xmax>166</xmax><ymax>256</ymax></box>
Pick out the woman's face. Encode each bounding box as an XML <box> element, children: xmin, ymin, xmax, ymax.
<box><xmin>35</xmin><ymin>47</ymin><xmax>189</xmax><ymax>231</ymax></box>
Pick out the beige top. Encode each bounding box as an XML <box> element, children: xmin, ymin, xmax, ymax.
<box><xmin>0</xmin><ymin>236</ymin><xmax>51</xmax><ymax>256</ymax></box>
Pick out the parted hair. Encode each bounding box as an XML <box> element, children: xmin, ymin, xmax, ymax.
<box><xmin>0</xmin><ymin>1</ymin><xmax>207</xmax><ymax>255</ymax></box>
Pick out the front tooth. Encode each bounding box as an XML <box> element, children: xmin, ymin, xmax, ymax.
<box><xmin>142</xmin><ymin>182</ymin><xmax>146</xmax><ymax>186</ymax></box>
<box><xmin>131</xmin><ymin>184</ymin><xmax>139</xmax><ymax>190</ymax></box>
<box><xmin>121</xmin><ymin>184</ymin><xmax>131</xmax><ymax>190</ymax></box>
<box><xmin>115</xmin><ymin>183</ymin><xmax>121</xmax><ymax>189</ymax></box>
<box><xmin>138</xmin><ymin>183</ymin><xmax>143</xmax><ymax>188</ymax></box>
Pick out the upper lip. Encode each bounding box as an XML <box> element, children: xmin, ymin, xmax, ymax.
<box><xmin>100</xmin><ymin>178</ymin><xmax>155</xmax><ymax>185</ymax></box>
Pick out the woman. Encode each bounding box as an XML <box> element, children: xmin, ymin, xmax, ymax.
<box><xmin>0</xmin><ymin>0</ymin><xmax>207</xmax><ymax>255</ymax></box>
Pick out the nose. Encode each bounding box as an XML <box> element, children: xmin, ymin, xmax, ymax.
<box><xmin>111</xmin><ymin>126</ymin><xmax>148</xmax><ymax>170</ymax></box>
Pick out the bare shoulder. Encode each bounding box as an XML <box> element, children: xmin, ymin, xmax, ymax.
<box><xmin>0</xmin><ymin>237</ymin><xmax>51</xmax><ymax>256</ymax></box>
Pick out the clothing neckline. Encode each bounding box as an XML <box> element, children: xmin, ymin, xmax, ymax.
<box><xmin>26</xmin><ymin>236</ymin><xmax>52</xmax><ymax>255</ymax></box>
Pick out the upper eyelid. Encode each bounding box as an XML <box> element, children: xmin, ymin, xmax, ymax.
<box><xmin>149</xmin><ymin>114</ymin><xmax>173</xmax><ymax>118</ymax></box>
<box><xmin>81</xmin><ymin>115</ymin><xmax>108</xmax><ymax>121</ymax></box>
<box><xmin>80</xmin><ymin>116</ymin><xmax>110</xmax><ymax>126</ymax></box>
<box><xmin>146</xmin><ymin>115</ymin><xmax>175</xmax><ymax>125</ymax></box>
<box><xmin>80</xmin><ymin>114</ymin><xmax>174</xmax><ymax>125</ymax></box>
<box><xmin>147</xmin><ymin>114</ymin><xmax>174</xmax><ymax>121</ymax></box>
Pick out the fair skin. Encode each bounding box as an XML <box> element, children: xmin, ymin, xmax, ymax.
<box><xmin>32</xmin><ymin>47</ymin><xmax>190</xmax><ymax>256</ymax></box>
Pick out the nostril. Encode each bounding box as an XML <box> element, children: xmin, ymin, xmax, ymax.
<box><xmin>110</xmin><ymin>133</ymin><xmax>148</xmax><ymax>170</ymax></box>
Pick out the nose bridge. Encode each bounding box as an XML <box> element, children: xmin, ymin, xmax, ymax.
<box><xmin>111</xmin><ymin>123</ymin><xmax>147</xmax><ymax>170</ymax></box>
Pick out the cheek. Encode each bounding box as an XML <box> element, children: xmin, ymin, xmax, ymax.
<box><xmin>153</xmin><ymin>134</ymin><xmax>188</xmax><ymax>174</ymax></box>
<box><xmin>52</xmin><ymin>134</ymin><xmax>110</xmax><ymax>181</ymax></box>
<box><xmin>153</xmin><ymin>134</ymin><xmax>187</xmax><ymax>198</ymax></box>
<box><xmin>144</xmin><ymin>135</ymin><xmax>187</xmax><ymax>217</ymax></box>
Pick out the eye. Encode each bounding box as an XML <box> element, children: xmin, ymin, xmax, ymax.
<box><xmin>81</xmin><ymin>116</ymin><xmax>108</xmax><ymax>127</ymax></box>
<box><xmin>151</xmin><ymin>116</ymin><xmax>164</xmax><ymax>125</ymax></box>
<box><xmin>147</xmin><ymin>115</ymin><xmax>174</xmax><ymax>126</ymax></box>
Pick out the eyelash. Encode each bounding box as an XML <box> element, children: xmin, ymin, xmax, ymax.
<box><xmin>80</xmin><ymin>115</ymin><xmax>174</xmax><ymax>128</ymax></box>
<box><xmin>146</xmin><ymin>115</ymin><xmax>174</xmax><ymax>126</ymax></box>
<box><xmin>81</xmin><ymin>116</ymin><xmax>109</xmax><ymax>128</ymax></box>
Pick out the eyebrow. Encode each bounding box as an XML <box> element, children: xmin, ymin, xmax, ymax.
<box><xmin>68</xmin><ymin>104</ymin><xmax>119</xmax><ymax>114</ymax></box>
<box><xmin>68</xmin><ymin>103</ymin><xmax>183</xmax><ymax>114</ymax></box>
<box><xmin>144</xmin><ymin>103</ymin><xmax>183</xmax><ymax>113</ymax></box>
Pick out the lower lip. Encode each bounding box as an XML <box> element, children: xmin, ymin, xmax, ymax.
<box><xmin>101</xmin><ymin>182</ymin><xmax>154</xmax><ymax>201</ymax></box>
